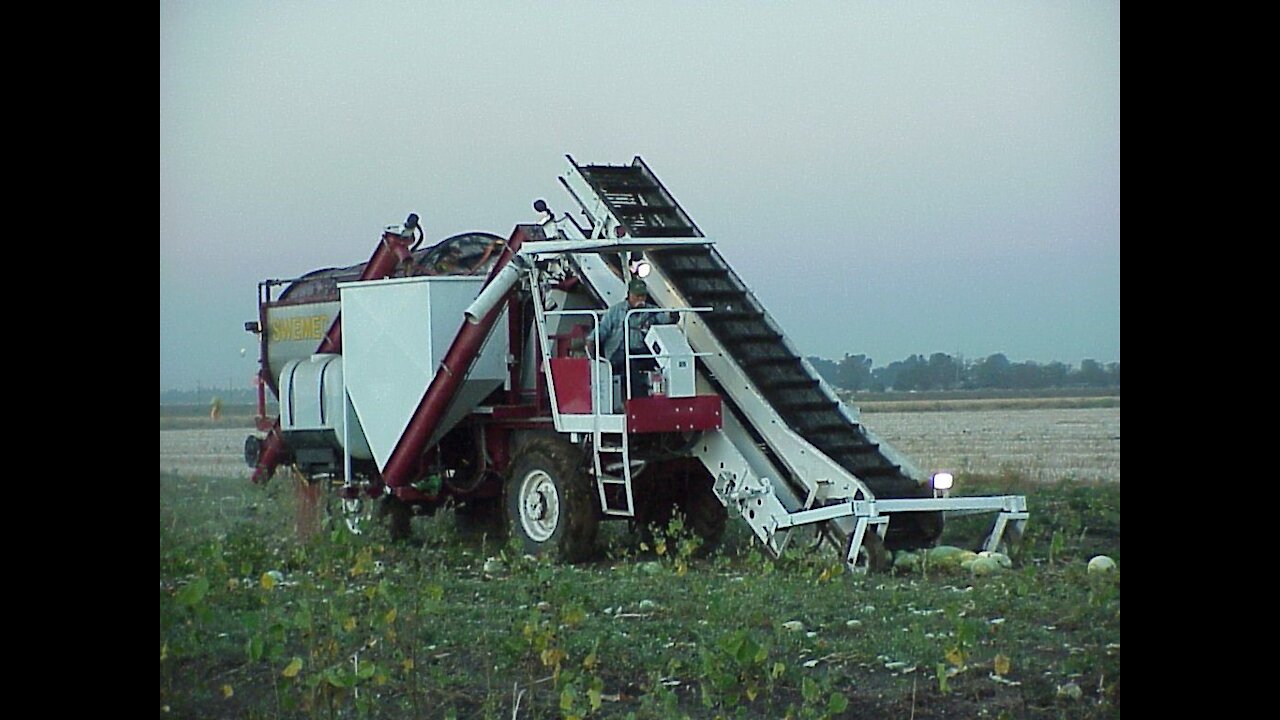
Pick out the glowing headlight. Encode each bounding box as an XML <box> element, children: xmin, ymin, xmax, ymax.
<box><xmin>931</xmin><ymin>472</ymin><xmax>954</xmax><ymax>491</ymax></box>
<box><xmin>627</xmin><ymin>250</ymin><xmax>652</xmax><ymax>279</ymax></box>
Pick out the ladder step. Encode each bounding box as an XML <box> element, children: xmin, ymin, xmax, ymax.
<box><xmin>579</xmin><ymin>167</ymin><xmax>650</xmax><ymax>180</ymax></box>
<box><xmin>596</xmin><ymin>474</ymin><xmax>635</xmax><ymax>517</ymax></box>
<box><xmin>595</xmin><ymin>178</ymin><xmax>658</xmax><ymax>192</ymax></box>
<box><xmin>611</xmin><ymin>205</ymin><xmax>679</xmax><ymax>221</ymax></box>
<box><xmin>601</xmin><ymin>188</ymin><xmax>668</xmax><ymax>202</ymax></box>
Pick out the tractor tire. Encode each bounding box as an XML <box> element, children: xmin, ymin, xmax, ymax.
<box><xmin>505</xmin><ymin>437</ymin><xmax>599</xmax><ymax>562</ymax></box>
<box><xmin>634</xmin><ymin>468</ymin><xmax>727</xmax><ymax>558</ymax></box>
<box><xmin>679</xmin><ymin>475</ymin><xmax>728</xmax><ymax>557</ymax></box>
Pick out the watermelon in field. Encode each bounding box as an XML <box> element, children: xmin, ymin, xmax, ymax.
<box><xmin>968</xmin><ymin>557</ymin><xmax>1001</xmax><ymax>576</ymax></box>
<box><xmin>978</xmin><ymin>551</ymin><xmax>1013</xmax><ymax>568</ymax></box>
<box><xmin>928</xmin><ymin>545</ymin><xmax>978</xmax><ymax>569</ymax></box>
<box><xmin>892</xmin><ymin>550</ymin><xmax>920</xmax><ymax>572</ymax></box>
<box><xmin>1087</xmin><ymin>555</ymin><xmax>1117</xmax><ymax>574</ymax></box>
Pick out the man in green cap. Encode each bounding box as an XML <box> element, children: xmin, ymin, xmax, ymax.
<box><xmin>586</xmin><ymin>278</ymin><xmax>673</xmax><ymax>399</ymax></box>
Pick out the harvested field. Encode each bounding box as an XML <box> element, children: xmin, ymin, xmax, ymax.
<box><xmin>859</xmin><ymin>407</ymin><xmax>1119</xmax><ymax>484</ymax></box>
<box><xmin>161</xmin><ymin>426</ymin><xmax>254</xmax><ymax>480</ymax></box>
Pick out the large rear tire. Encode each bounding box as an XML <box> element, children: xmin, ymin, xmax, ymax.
<box><xmin>505</xmin><ymin>437</ymin><xmax>599</xmax><ymax>562</ymax></box>
<box><xmin>680</xmin><ymin>474</ymin><xmax>727</xmax><ymax>556</ymax></box>
<box><xmin>634</xmin><ymin>463</ymin><xmax>727</xmax><ymax>558</ymax></box>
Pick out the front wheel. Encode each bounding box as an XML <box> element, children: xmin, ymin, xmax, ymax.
<box><xmin>505</xmin><ymin>438</ymin><xmax>599</xmax><ymax>562</ymax></box>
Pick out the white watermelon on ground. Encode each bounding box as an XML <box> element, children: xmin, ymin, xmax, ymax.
<box><xmin>969</xmin><ymin>556</ymin><xmax>1001</xmax><ymax>575</ymax></box>
<box><xmin>978</xmin><ymin>551</ymin><xmax>1013</xmax><ymax>568</ymax></box>
<box><xmin>1087</xmin><ymin>555</ymin><xmax>1116</xmax><ymax>574</ymax></box>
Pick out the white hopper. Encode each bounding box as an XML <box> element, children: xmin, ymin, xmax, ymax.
<box><xmin>338</xmin><ymin>276</ymin><xmax>508</xmax><ymax>472</ymax></box>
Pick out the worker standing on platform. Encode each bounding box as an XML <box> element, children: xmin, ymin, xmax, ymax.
<box><xmin>586</xmin><ymin>279</ymin><xmax>672</xmax><ymax>398</ymax></box>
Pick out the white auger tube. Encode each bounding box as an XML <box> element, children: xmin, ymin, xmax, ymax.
<box><xmin>464</xmin><ymin>261</ymin><xmax>522</xmax><ymax>324</ymax></box>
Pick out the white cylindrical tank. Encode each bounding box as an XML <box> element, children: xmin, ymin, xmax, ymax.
<box><xmin>278</xmin><ymin>354</ymin><xmax>373</xmax><ymax>460</ymax></box>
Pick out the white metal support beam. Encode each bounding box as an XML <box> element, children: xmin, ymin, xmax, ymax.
<box><xmin>984</xmin><ymin>512</ymin><xmax>1030</xmax><ymax>554</ymax></box>
<box><xmin>845</xmin><ymin>516</ymin><xmax>889</xmax><ymax>574</ymax></box>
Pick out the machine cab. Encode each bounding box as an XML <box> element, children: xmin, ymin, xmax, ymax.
<box><xmin>542</xmin><ymin>303</ymin><xmax>722</xmax><ymax>436</ymax></box>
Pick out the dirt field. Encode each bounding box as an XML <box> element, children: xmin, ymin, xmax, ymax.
<box><xmin>161</xmin><ymin>404</ymin><xmax>1120</xmax><ymax>718</ymax></box>
<box><xmin>161</xmin><ymin>406</ymin><xmax>1120</xmax><ymax>485</ymax></box>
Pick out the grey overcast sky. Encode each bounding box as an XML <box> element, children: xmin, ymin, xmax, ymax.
<box><xmin>160</xmin><ymin>1</ymin><xmax>1119</xmax><ymax>392</ymax></box>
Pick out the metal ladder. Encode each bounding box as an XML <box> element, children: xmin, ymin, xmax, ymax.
<box><xmin>592</xmin><ymin>428</ymin><xmax>636</xmax><ymax>517</ymax></box>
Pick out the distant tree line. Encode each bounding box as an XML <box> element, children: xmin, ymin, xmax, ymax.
<box><xmin>163</xmin><ymin>352</ymin><xmax>1119</xmax><ymax>404</ymax></box>
<box><xmin>806</xmin><ymin>352</ymin><xmax>1119</xmax><ymax>392</ymax></box>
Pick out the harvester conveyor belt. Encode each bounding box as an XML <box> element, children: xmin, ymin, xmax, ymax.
<box><xmin>568</xmin><ymin>157</ymin><xmax>940</xmax><ymax>548</ymax></box>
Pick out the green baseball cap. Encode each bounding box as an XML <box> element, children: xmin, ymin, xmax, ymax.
<box><xmin>628</xmin><ymin>278</ymin><xmax>648</xmax><ymax>295</ymax></box>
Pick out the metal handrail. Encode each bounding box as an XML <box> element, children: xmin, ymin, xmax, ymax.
<box><xmin>541</xmin><ymin>305</ymin><xmax>711</xmax><ymax>415</ymax></box>
<box><xmin>622</xmin><ymin>306</ymin><xmax>711</xmax><ymax>402</ymax></box>
<box><xmin>541</xmin><ymin>309</ymin><xmax>603</xmax><ymax>422</ymax></box>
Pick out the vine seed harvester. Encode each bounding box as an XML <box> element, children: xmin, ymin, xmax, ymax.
<box><xmin>242</xmin><ymin>156</ymin><xmax>1028</xmax><ymax>571</ymax></box>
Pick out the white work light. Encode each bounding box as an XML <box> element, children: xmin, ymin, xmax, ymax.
<box><xmin>628</xmin><ymin>251</ymin><xmax>652</xmax><ymax>278</ymax></box>
<box><xmin>931</xmin><ymin>471</ymin><xmax>954</xmax><ymax>498</ymax></box>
